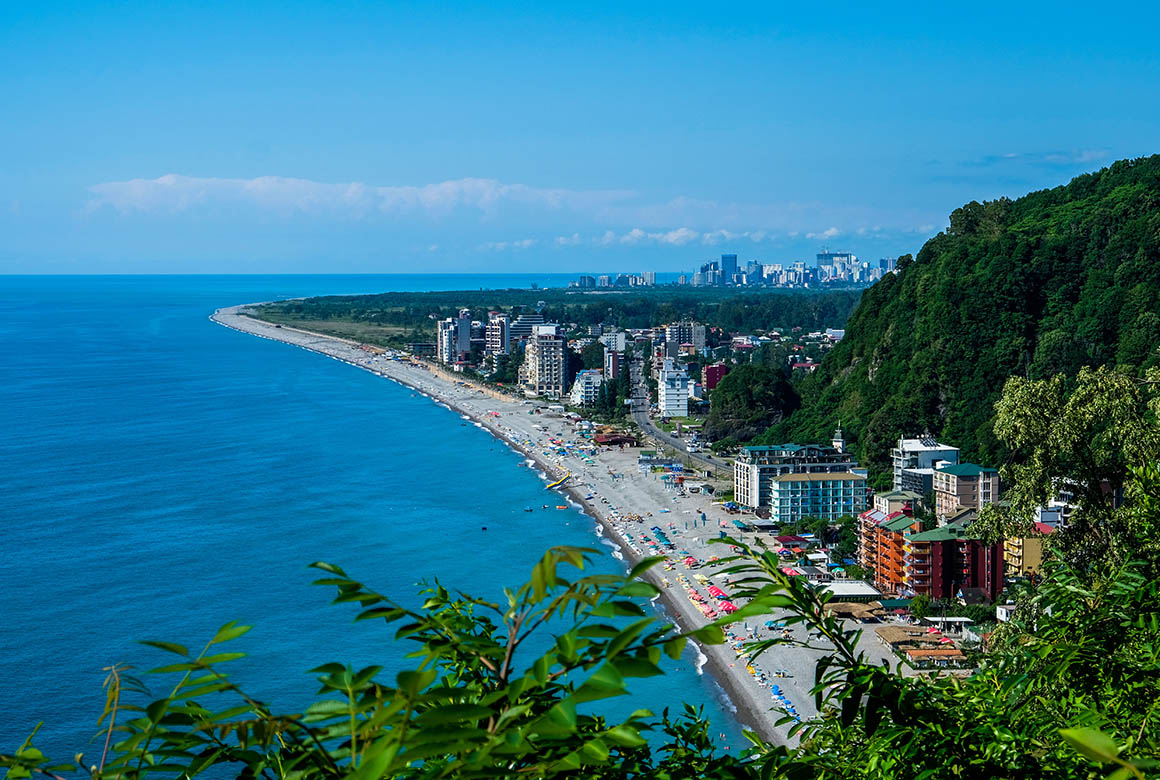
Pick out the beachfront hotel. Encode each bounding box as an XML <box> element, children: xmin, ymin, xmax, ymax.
<box><xmin>518</xmin><ymin>324</ymin><xmax>566</xmax><ymax>399</ymax></box>
<box><xmin>734</xmin><ymin>439</ymin><xmax>869</xmax><ymax>523</ymax></box>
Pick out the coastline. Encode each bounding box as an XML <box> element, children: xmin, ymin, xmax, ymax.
<box><xmin>211</xmin><ymin>304</ymin><xmax>802</xmax><ymax>744</ymax></box>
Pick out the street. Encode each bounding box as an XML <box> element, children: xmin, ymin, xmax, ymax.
<box><xmin>629</xmin><ymin>357</ymin><xmax>730</xmax><ymax>480</ymax></box>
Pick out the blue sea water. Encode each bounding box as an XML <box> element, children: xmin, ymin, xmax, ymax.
<box><xmin>0</xmin><ymin>275</ymin><xmax>743</xmax><ymax>760</ymax></box>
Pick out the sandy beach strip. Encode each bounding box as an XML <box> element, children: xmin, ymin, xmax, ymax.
<box><xmin>210</xmin><ymin>304</ymin><xmax>836</xmax><ymax>744</ymax></box>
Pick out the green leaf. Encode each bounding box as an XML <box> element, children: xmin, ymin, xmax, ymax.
<box><xmin>397</xmin><ymin>668</ymin><xmax>437</xmax><ymax>695</ymax></box>
<box><xmin>663</xmin><ymin>636</ymin><xmax>687</xmax><ymax>660</ymax></box>
<box><xmin>604</xmin><ymin>725</ymin><xmax>647</xmax><ymax>748</ymax></box>
<box><xmin>139</xmin><ymin>640</ymin><xmax>189</xmax><ymax>656</ymax></box>
<box><xmin>416</xmin><ymin>703</ymin><xmax>493</xmax><ymax>726</ymax></box>
<box><xmin>690</xmin><ymin>624</ymin><xmax>725</xmax><ymax>645</ymax></box>
<box><xmin>211</xmin><ymin>622</ymin><xmax>251</xmax><ymax>645</ymax></box>
<box><xmin>1059</xmin><ymin>727</ymin><xmax>1122</xmax><ymax>764</ymax></box>
<box><xmin>628</xmin><ymin>555</ymin><xmax>666</xmax><ymax>579</ymax></box>
<box><xmin>574</xmin><ymin>664</ymin><xmax>626</xmax><ymax>703</ymax></box>
<box><xmin>611</xmin><ymin>657</ymin><xmax>663</xmax><ymax>678</ymax></box>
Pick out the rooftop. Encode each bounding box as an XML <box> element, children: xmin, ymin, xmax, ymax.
<box><xmin>876</xmin><ymin>489</ymin><xmax>924</xmax><ymax>501</ymax></box>
<box><xmin>884</xmin><ymin>514</ymin><xmax>920</xmax><ymax>532</ymax></box>
<box><xmin>907</xmin><ymin>525</ymin><xmax>964</xmax><ymax>542</ymax></box>
<box><xmin>773</xmin><ymin>471</ymin><xmax>867</xmax><ymax>483</ymax></box>
<box><xmin>936</xmin><ymin>462</ymin><xmax>998</xmax><ymax>477</ymax></box>
<box><xmin>823</xmin><ymin>581</ymin><xmax>882</xmax><ymax>599</ymax></box>
<box><xmin>897</xmin><ymin>438</ymin><xmax>960</xmax><ymax>453</ymax></box>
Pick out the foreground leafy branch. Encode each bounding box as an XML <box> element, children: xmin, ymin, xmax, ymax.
<box><xmin>3</xmin><ymin>538</ymin><xmax>1158</xmax><ymax>779</ymax></box>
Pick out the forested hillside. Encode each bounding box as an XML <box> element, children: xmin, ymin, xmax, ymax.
<box><xmin>764</xmin><ymin>155</ymin><xmax>1160</xmax><ymax>476</ymax></box>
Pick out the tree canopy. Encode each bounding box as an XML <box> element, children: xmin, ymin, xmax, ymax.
<box><xmin>702</xmin><ymin>364</ymin><xmax>800</xmax><ymax>443</ymax></box>
<box><xmin>766</xmin><ymin>155</ymin><xmax>1160</xmax><ymax>474</ymax></box>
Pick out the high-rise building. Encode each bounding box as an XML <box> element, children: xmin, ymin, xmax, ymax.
<box><xmin>578</xmin><ymin>275</ymin><xmax>596</xmax><ymax>288</ymax></box>
<box><xmin>657</xmin><ymin>360</ymin><xmax>689</xmax><ymax>417</ymax></box>
<box><xmin>604</xmin><ymin>349</ymin><xmax>620</xmax><ymax>381</ymax></box>
<box><xmin>519</xmin><ymin>324</ymin><xmax>566</xmax><ymax>398</ymax></box>
<box><xmin>436</xmin><ymin>309</ymin><xmax>473</xmax><ymax>367</ymax></box>
<box><xmin>437</xmin><ymin>318</ymin><xmax>457</xmax><ymax>365</ymax></box>
<box><xmin>891</xmin><ymin>436</ymin><xmax>961</xmax><ymax>492</ymax></box>
<box><xmin>509</xmin><ymin>313</ymin><xmax>546</xmax><ymax>343</ymax></box>
<box><xmin>721</xmin><ymin>254</ymin><xmax>738</xmax><ymax>282</ymax></box>
<box><xmin>664</xmin><ymin>321</ymin><xmax>706</xmax><ymax>351</ymax></box>
<box><xmin>485</xmin><ymin>312</ymin><xmax>510</xmax><ymax>356</ymax></box>
<box><xmin>642</xmin><ymin>271</ymin><xmax>656</xmax><ymax>286</ymax></box>
<box><xmin>702</xmin><ymin>362</ymin><xmax>730</xmax><ymax>390</ymax></box>
<box><xmin>817</xmin><ymin>250</ymin><xmax>856</xmax><ymax>268</ymax></box>
<box><xmin>596</xmin><ymin>275</ymin><xmax>611</xmax><ymax>288</ymax></box>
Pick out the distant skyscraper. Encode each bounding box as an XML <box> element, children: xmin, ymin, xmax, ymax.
<box><xmin>721</xmin><ymin>254</ymin><xmax>738</xmax><ymax>282</ymax></box>
<box><xmin>597</xmin><ymin>275</ymin><xmax>611</xmax><ymax>288</ymax></box>
<box><xmin>817</xmin><ymin>251</ymin><xmax>856</xmax><ymax>268</ymax></box>
<box><xmin>642</xmin><ymin>271</ymin><xmax>656</xmax><ymax>285</ymax></box>
<box><xmin>578</xmin><ymin>275</ymin><xmax>596</xmax><ymax>288</ymax></box>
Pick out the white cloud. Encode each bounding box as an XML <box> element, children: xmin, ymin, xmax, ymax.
<box><xmin>86</xmin><ymin>173</ymin><xmax>635</xmax><ymax>218</ymax></box>
<box><xmin>83</xmin><ymin>173</ymin><xmax>942</xmax><ymax>250</ymax></box>
<box><xmin>806</xmin><ymin>226</ymin><xmax>841</xmax><ymax>240</ymax></box>
<box><xmin>482</xmin><ymin>238</ymin><xmax>537</xmax><ymax>251</ymax></box>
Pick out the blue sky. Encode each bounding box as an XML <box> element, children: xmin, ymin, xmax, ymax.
<box><xmin>2</xmin><ymin>2</ymin><xmax>1158</xmax><ymax>274</ymax></box>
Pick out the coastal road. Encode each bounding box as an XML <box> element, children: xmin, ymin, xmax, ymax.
<box><xmin>629</xmin><ymin>358</ymin><xmax>732</xmax><ymax>482</ymax></box>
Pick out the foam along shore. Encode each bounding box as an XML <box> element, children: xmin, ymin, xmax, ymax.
<box><xmin>211</xmin><ymin>304</ymin><xmax>837</xmax><ymax>746</ymax></box>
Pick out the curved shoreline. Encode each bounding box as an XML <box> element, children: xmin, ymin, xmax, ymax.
<box><xmin>210</xmin><ymin>304</ymin><xmax>792</xmax><ymax>744</ymax></box>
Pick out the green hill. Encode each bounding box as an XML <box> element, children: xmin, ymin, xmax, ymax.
<box><xmin>763</xmin><ymin>155</ymin><xmax>1160</xmax><ymax>480</ymax></box>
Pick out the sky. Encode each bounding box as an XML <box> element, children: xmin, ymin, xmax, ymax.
<box><xmin>2</xmin><ymin>2</ymin><xmax>1158</xmax><ymax>274</ymax></box>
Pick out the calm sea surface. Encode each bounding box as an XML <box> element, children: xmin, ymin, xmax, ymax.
<box><xmin>0</xmin><ymin>275</ymin><xmax>742</xmax><ymax>758</ymax></box>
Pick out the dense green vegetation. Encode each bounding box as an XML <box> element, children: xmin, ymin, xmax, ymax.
<box><xmin>247</xmin><ymin>287</ymin><xmax>862</xmax><ymax>348</ymax></box>
<box><xmin>766</xmin><ymin>155</ymin><xmax>1160</xmax><ymax>475</ymax></box>
<box><xmin>702</xmin><ymin>364</ymin><xmax>800</xmax><ymax>445</ymax></box>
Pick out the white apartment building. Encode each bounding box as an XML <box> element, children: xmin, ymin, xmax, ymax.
<box><xmin>657</xmin><ymin>360</ymin><xmax>689</xmax><ymax>417</ymax></box>
<box><xmin>519</xmin><ymin>324</ymin><xmax>566</xmax><ymax>398</ymax></box>
<box><xmin>436</xmin><ymin>309</ymin><xmax>472</xmax><ymax>366</ymax></box>
<box><xmin>891</xmin><ymin>435</ymin><xmax>960</xmax><ymax>491</ymax></box>
<box><xmin>568</xmin><ymin>369</ymin><xmax>605</xmax><ymax>407</ymax></box>
<box><xmin>599</xmin><ymin>331</ymin><xmax>627</xmax><ymax>352</ymax></box>
<box><xmin>485</xmin><ymin>312</ymin><xmax>510</xmax><ymax>356</ymax></box>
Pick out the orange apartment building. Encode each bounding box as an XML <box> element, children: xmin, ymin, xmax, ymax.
<box><xmin>857</xmin><ymin>490</ymin><xmax>924</xmax><ymax>595</ymax></box>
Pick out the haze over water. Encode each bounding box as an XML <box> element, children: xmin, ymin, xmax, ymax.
<box><xmin>0</xmin><ymin>274</ymin><xmax>742</xmax><ymax>757</ymax></box>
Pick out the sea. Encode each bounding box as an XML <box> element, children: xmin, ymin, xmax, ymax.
<box><xmin>0</xmin><ymin>274</ymin><xmax>745</xmax><ymax>760</ymax></box>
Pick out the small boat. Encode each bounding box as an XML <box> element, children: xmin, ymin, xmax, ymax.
<box><xmin>524</xmin><ymin>507</ymin><xmax>534</xmax><ymax>512</ymax></box>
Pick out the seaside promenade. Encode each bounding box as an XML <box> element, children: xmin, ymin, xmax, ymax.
<box><xmin>211</xmin><ymin>304</ymin><xmax>899</xmax><ymax>745</ymax></box>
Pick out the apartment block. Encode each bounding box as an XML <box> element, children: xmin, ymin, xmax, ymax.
<box><xmin>734</xmin><ymin>443</ymin><xmax>868</xmax><ymax>522</ymax></box>
<box><xmin>934</xmin><ymin>463</ymin><xmax>1000</xmax><ymax>519</ymax></box>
